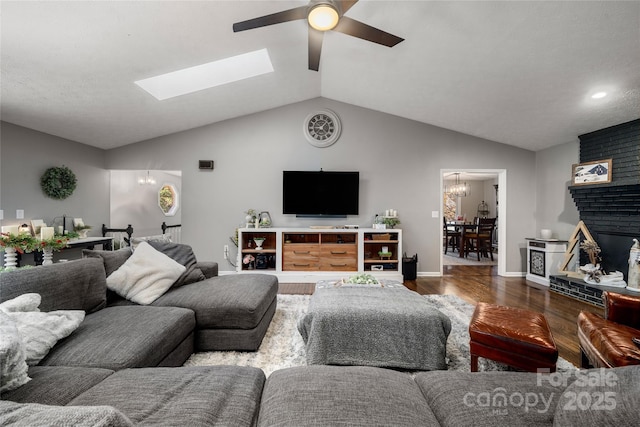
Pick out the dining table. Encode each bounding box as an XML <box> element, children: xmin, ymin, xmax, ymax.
<box><xmin>447</xmin><ymin>221</ymin><xmax>477</xmax><ymax>257</ymax></box>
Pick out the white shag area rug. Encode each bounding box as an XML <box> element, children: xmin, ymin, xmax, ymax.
<box><xmin>184</xmin><ymin>294</ymin><xmax>576</xmax><ymax>376</ymax></box>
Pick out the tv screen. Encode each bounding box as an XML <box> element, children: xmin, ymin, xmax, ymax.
<box><xmin>283</xmin><ymin>171</ymin><xmax>359</xmax><ymax>217</ymax></box>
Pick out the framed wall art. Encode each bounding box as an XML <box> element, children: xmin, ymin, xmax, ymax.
<box><xmin>571</xmin><ymin>158</ymin><xmax>612</xmax><ymax>186</ymax></box>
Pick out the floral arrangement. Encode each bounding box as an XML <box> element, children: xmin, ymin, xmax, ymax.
<box><xmin>344</xmin><ymin>273</ymin><xmax>379</xmax><ymax>285</ymax></box>
<box><xmin>243</xmin><ymin>254</ymin><xmax>255</xmax><ymax>265</ymax></box>
<box><xmin>245</xmin><ymin>209</ymin><xmax>257</xmax><ymax>221</ymax></box>
<box><xmin>38</xmin><ymin>236</ymin><xmax>70</xmax><ymax>251</ymax></box>
<box><xmin>0</xmin><ymin>232</ymin><xmax>37</xmax><ymax>253</ymax></box>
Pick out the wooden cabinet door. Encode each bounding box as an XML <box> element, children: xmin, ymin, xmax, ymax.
<box><xmin>283</xmin><ymin>244</ymin><xmax>320</xmax><ymax>271</ymax></box>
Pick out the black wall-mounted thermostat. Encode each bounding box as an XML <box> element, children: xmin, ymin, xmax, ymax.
<box><xmin>199</xmin><ymin>160</ymin><xmax>214</xmax><ymax>170</ymax></box>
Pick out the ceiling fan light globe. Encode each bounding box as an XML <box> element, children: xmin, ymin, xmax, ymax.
<box><xmin>308</xmin><ymin>4</ymin><xmax>339</xmax><ymax>31</ymax></box>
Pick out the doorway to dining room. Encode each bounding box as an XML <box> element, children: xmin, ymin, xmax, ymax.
<box><xmin>441</xmin><ymin>170</ymin><xmax>506</xmax><ymax>275</ymax></box>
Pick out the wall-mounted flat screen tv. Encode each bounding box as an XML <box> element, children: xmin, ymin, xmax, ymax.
<box><xmin>283</xmin><ymin>171</ymin><xmax>359</xmax><ymax>217</ymax></box>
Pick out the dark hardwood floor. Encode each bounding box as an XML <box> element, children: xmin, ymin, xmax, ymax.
<box><xmin>278</xmin><ymin>266</ymin><xmax>604</xmax><ymax>367</ymax></box>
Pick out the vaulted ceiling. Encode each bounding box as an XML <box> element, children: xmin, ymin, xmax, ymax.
<box><xmin>1</xmin><ymin>1</ymin><xmax>639</xmax><ymax>151</ymax></box>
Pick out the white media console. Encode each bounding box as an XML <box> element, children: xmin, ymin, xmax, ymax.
<box><xmin>236</xmin><ymin>228</ymin><xmax>403</xmax><ymax>283</ymax></box>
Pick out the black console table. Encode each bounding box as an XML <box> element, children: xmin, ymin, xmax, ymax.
<box><xmin>26</xmin><ymin>237</ymin><xmax>114</xmax><ymax>266</ymax></box>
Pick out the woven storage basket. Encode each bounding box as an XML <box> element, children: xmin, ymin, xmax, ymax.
<box><xmin>372</xmin><ymin>233</ymin><xmax>391</xmax><ymax>240</ymax></box>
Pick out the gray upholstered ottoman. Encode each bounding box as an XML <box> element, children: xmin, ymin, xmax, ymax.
<box><xmin>297</xmin><ymin>285</ymin><xmax>451</xmax><ymax>370</ymax></box>
<box><xmin>154</xmin><ymin>274</ymin><xmax>278</xmax><ymax>351</ymax></box>
<box><xmin>257</xmin><ymin>366</ymin><xmax>440</xmax><ymax>427</ymax></box>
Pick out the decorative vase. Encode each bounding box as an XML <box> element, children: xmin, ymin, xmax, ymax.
<box><xmin>42</xmin><ymin>248</ymin><xmax>54</xmax><ymax>265</ymax></box>
<box><xmin>254</xmin><ymin>238</ymin><xmax>265</xmax><ymax>250</ymax></box>
<box><xmin>78</xmin><ymin>229</ymin><xmax>89</xmax><ymax>239</ymax></box>
<box><xmin>3</xmin><ymin>247</ymin><xmax>18</xmax><ymax>270</ymax></box>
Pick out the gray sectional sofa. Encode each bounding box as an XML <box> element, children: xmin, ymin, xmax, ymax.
<box><xmin>257</xmin><ymin>364</ymin><xmax>639</xmax><ymax>426</ymax></box>
<box><xmin>0</xmin><ymin>248</ymin><xmax>277</xmax><ymax>425</ymax></box>
<box><xmin>2</xmin><ymin>251</ymin><xmax>638</xmax><ymax>426</ymax></box>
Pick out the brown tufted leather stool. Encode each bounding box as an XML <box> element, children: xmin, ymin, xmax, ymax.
<box><xmin>469</xmin><ymin>302</ymin><xmax>558</xmax><ymax>372</ymax></box>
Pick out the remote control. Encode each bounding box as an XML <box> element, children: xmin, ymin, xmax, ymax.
<box><xmin>632</xmin><ymin>337</ymin><xmax>640</xmax><ymax>347</ymax></box>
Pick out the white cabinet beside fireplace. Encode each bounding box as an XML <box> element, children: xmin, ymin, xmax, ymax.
<box><xmin>526</xmin><ymin>238</ymin><xmax>568</xmax><ymax>286</ymax></box>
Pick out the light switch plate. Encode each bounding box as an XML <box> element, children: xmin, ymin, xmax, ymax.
<box><xmin>431</xmin><ymin>211</ymin><xmax>439</xmax><ymax>218</ymax></box>
<box><xmin>0</xmin><ymin>210</ymin><xmax>3</xmax><ymax>220</ymax></box>
<box><xmin>16</xmin><ymin>209</ymin><xmax>24</xmax><ymax>219</ymax></box>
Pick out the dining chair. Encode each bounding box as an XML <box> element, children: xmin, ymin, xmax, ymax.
<box><xmin>443</xmin><ymin>217</ymin><xmax>461</xmax><ymax>254</ymax></box>
<box><xmin>463</xmin><ymin>217</ymin><xmax>496</xmax><ymax>261</ymax></box>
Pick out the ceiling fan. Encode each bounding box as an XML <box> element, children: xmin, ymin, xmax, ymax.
<box><xmin>233</xmin><ymin>0</ymin><xmax>404</xmax><ymax>71</ymax></box>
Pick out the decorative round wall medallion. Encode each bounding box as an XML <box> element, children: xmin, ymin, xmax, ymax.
<box><xmin>303</xmin><ymin>109</ymin><xmax>341</xmax><ymax>147</ymax></box>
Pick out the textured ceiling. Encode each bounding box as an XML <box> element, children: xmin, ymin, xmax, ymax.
<box><xmin>1</xmin><ymin>0</ymin><xmax>639</xmax><ymax>151</ymax></box>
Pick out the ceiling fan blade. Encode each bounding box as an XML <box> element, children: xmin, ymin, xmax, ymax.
<box><xmin>333</xmin><ymin>16</ymin><xmax>404</xmax><ymax>47</ymax></box>
<box><xmin>233</xmin><ymin>6</ymin><xmax>308</xmax><ymax>32</ymax></box>
<box><xmin>336</xmin><ymin>0</ymin><xmax>359</xmax><ymax>14</ymax></box>
<box><xmin>308</xmin><ymin>28</ymin><xmax>324</xmax><ymax>71</ymax></box>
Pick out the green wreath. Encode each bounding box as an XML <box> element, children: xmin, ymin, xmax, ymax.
<box><xmin>40</xmin><ymin>166</ymin><xmax>77</xmax><ymax>200</ymax></box>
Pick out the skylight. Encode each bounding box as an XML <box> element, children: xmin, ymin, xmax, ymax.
<box><xmin>135</xmin><ymin>48</ymin><xmax>274</xmax><ymax>100</ymax></box>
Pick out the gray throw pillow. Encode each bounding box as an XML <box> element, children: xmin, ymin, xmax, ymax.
<box><xmin>147</xmin><ymin>241</ymin><xmax>205</xmax><ymax>288</ymax></box>
<box><xmin>82</xmin><ymin>248</ymin><xmax>132</xmax><ymax>277</ymax></box>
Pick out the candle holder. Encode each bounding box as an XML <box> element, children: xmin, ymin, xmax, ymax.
<box><xmin>3</xmin><ymin>247</ymin><xmax>18</xmax><ymax>270</ymax></box>
<box><xmin>42</xmin><ymin>248</ymin><xmax>54</xmax><ymax>265</ymax></box>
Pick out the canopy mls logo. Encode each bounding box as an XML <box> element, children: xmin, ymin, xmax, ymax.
<box><xmin>463</xmin><ymin>369</ymin><xmax>620</xmax><ymax>416</ymax></box>
<box><xmin>463</xmin><ymin>388</ymin><xmax>555</xmax><ymax>415</ymax></box>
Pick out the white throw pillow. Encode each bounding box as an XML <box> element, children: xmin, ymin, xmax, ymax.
<box><xmin>0</xmin><ymin>311</ymin><xmax>30</xmax><ymax>393</ymax></box>
<box><xmin>0</xmin><ymin>293</ymin><xmax>41</xmax><ymax>313</ymax></box>
<box><xmin>1</xmin><ymin>294</ymin><xmax>85</xmax><ymax>366</ymax></box>
<box><xmin>106</xmin><ymin>241</ymin><xmax>186</xmax><ymax>305</ymax></box>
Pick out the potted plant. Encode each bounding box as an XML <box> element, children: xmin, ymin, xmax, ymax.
<box><xmin>383</xmin><ymin>217</ymin><xmax>401</xmax><ymax>229</ymax></box>
<box><xmin>245</xmin><ymin>209</ymin><xmax>258</xmax><ymax>228</ymax></box>
<box><xmin>0</xmin><ymin>232</ymin><xmax>37</xmax><ymax>270</ymax></box>
<box><xmin>74</xmin><ymin>223</ymin><xmax>92</xmax><ymax>239</ymax></box>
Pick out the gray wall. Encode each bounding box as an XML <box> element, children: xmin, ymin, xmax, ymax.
<box><xmin>0</xmin><ymin>122</ymin><xmax>109</xmax><ymax>237</ymax></box>
<box><xmin>2</xmin><ymin>98</ymin><xmax>578</xmax><ymax>275</ymax></box>
<box><xmin>110</xmin><ymin>170</ymin><xmax>182</xmax><ymax>238</ymax></box>
<box><xmin>104</xmin><ymin>98</ymin><xmax>538</xmax><ymax>275</ymax></box>
<box><xmin>534</xmin><ymin>141</ymin><xmax>580</xmax><ymax>240</ymax></box>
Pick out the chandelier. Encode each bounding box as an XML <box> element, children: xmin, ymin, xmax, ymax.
<box><xmin>138</xmin><ymin>170</ymin><xmax>156</xmax><ymax>185</ymax></box>
<box><xmin>446</xmin><ymin>173</ymin><xmax>468</xmax><ymax>197</ymax></box>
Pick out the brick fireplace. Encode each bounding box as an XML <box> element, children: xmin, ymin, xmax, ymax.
<box><xmin>569</xmin><ymin>118</ymin><xmax>640</xmax><ymax>281</ymax></box>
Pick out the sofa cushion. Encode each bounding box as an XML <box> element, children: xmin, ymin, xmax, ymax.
<box><xmin>82</xmin><ymin>247</ymin><xmax>132</xmax><ymax>277</ymax></box>
<box><xmin>0</xmin><ymin>258</ymin><xmax>107</xmax><ymax>313</ymax></box>
<box><xmin>258</xmin><ymin>365</ymin><xmax>440</xmax><ymax>427</ymax></box>
<box><xmin>147</xmin><ymin>241</ymin><xmax>205</xmax><ymax>288</ymax></box>
<box><xmin>152</xmin><ymin>274</ymin><xmax>277</xmax><ymax>329</ymax></box>
<box><xmin>0</xmin><ymin>401</ymin><xmax>133</xmax><ymax>427</ymax></box>
<box><xmin>0</xmin><ymin>366</ymin><xmax>114</xmax><ymax>406</ymax></box>
<box><xmin>553</xmin><ymin>365</ymin><xmax>640</xmax><ymax>426</ymax></box>
<box><xmin>415</xmin><ymin>370</ymin><xmax>569</xmax><ymax>426</ymax></box>
<box><xmin>106</xmin><ymin>242</ymin><xmax>186</xmax><ymax>305</ymax></box>
<box><xmin>0</xmin><ymin>311</ymin><xmax>29</xmax><ymax>393</ymax></box>
<box><xmin>69</xmin><ymin>366</ymin><xmax>265</xmax><ymax>427</ymax></box>
<box><xmin>37</xmin><ymin>305</ymin><xmax>195</xmax><ymax>370</ymax></box>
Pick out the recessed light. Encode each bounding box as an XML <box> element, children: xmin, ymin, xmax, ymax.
<box><xmin>135</xmin><ymin>48</ymin><xmax>274</xmax><ymax>100</ymax></box>
<box><xmin>591</xmin><ymin>91</ymin><xmax>607</xmax><ymax>99</ymax></box>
